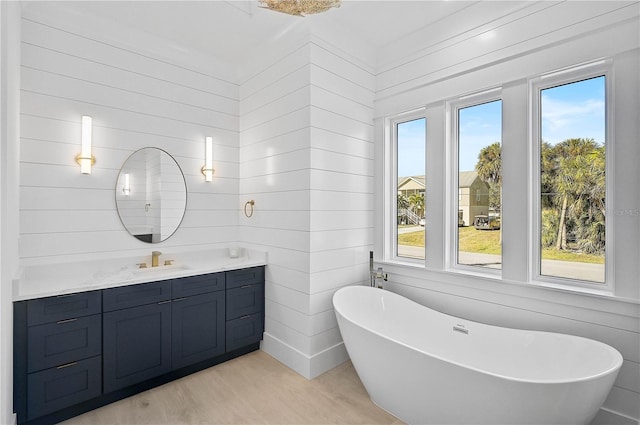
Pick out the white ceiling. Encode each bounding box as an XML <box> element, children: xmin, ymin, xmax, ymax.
<box><xmin>38</xmin><ymin>1</ymin><xmax>478</xmax><ymax>66</ymax></box>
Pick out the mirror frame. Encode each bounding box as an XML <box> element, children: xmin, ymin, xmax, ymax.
<box><xmin>114</xmin><ymin>147</ymin><xmax>187</xmax><ymax>244</ymax></box>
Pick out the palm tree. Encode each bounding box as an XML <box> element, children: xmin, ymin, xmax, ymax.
<box><xmin>408</xmin><ymin>193</ymin><xmax>425</xmax><ymax>218</ymax></box>
<box><xmin>475</xmin><ymin>142</ymin><xmax>502</xmax><ymax>213</ymax></box>
<box><xmin>542</xmin><ymin>138</ymin><xmax>604</xmax><ymax>252</ymax></box>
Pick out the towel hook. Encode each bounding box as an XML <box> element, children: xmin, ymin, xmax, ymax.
<box><xmin>244</xmin><ymin>200</ymin><xmax>255</xmax><ymax>218</ymax></box>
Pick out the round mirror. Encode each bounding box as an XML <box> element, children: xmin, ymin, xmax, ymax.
<box><xmin>115</xmin><ymin>148</ymin><xmax>187</xmax><ymax>243</ymax></box>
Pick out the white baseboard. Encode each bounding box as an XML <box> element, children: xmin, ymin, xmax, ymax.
<box><xmin>591</xmin><ymin>408</ymin><xmax>639</xmax><ymax>425</ymax></box>
<box><xmin>261</xmin><ymin>332</ymin><xmax>349</xmax><ymax>379</ymax></box>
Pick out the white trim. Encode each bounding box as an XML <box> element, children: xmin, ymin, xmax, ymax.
<box><xmin>529</xmin><ymin>59</ymin><xmax>613</xmax><ymax>292</ymax></box>
<box><xmin>384</xmin><ymin>109</ymin><xmax>427</xmax><ymax>265</ymax></box>
<box><xmin>446</xmin><ymin>89</ymin><xmax>503</xmax><ymax>276</ymax></box>
<box><xmin>260</xmin><ymin>332</ymin><xmax>349</xmax><ymax>380</ymax></box>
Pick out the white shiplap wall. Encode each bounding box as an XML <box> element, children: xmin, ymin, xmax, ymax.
<box><xmin>239</xmin><ymin>27</ymin><xmax>375</xmax><ymax>379</ymax></box>
<box><xmin>373</xmin><ymin>2</ymin><xmax>640</xmax><ymax>423</ymax></box>
<box><xmin>19</xmin><ymin>6</ymin><xmax>240</xmax><ymax>265</ymax></box>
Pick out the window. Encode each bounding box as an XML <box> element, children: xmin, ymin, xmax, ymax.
<box><xmin>395</xmin><ymin>117</ymin><xmax>426</xmax><ymax>260</ymax></box>
<box><xmin>452</xmin><ymin>97</ymin><xmax>502</xmax><ymax>271</ymax></box>
<box><xmin>533</xmin><ymin>66</ymin><xmax>609</xmax><ymax>285</ymax></box>
<box><xmin>384</xmin><ymin>60</ymin><xmax>614</xmax><ymax>292</ymax></box>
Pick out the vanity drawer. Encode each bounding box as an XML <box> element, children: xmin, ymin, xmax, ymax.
<box><xmin>27</xmin><ymin>291</ymin><xmax>101</xmax><ymax>326</ymax></box>
<box><xmin>226</xmin><ymin>314</ymin><xmax>264</xmax><ymax>352</ymax></box>
<box><xmin>103</xmin><ymin>280</ymin><xmax>171</xmax><ymax>312</ymax></box>
<box><xmin>226</xmin><ymin>284</ymin><xmax>264</xmax><ymax>320</ymax></box>
<box><xmin>226</xmin><ymin>267</ymin><xmax>264</xmax><ymax>289</ymax></box>
<box><xmin>27</xmin><ymin>355</ymin><xmax>102</xmax><ymax>420</ymax></box>
<box><xmin>28</xmin><ymin>314</ymin><xmax>101</xmax><ymax>373</ymax></box>
<box><xmin>172</xmin><ymin>272</ymin><xmax>225</xmax><ymax>298</ymax></box>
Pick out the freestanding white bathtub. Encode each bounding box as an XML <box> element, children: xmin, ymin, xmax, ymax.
<box><xmin>333</xmin><ymin>286</ymin><xmax>622</xmax><ymax>425</ymax></box>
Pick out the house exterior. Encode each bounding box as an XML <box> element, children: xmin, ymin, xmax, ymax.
<box><xmin>457</xmin><ymin>171</ymin><xmax>490</xmax><ymax>227</ymax></box>
<box><xmin>398</xmin><ymin>172</ymin><xmax>489</xmax><ymax>226</ymax></box>
<box><xmin>397</xmin><ymin>176</ymin><xmax>425</xmax><ymax>198</ymax></box>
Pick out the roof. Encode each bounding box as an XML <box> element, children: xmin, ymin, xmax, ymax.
<box><xmin>399</xmin><ymin>172</ymin><xmax>483</xmax><ymax>189</ymax></box>
<box><xmin>398</xmin><ymin>176</ymin><xmax>425</xmax><ymax>189</ymax></box>
<box><xmin>458</xmin><ymin>171</ymin><xmax>480</xmax><ymax>188</ymax></box>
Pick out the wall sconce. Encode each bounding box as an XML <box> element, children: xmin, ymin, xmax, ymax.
<box><xmin>122</xmin><ymin>173</ymin><xmax>130</xmax><ymax>196</ymax></box>
<box><xmin>201</xmin><ymin>136</ymin><xmax>214</xmax><ymax>182</ymax></box>
<box><xmin>76</xmin><ymin>115</ymin><xmax>95</xmax><ymax>174</ymax></box>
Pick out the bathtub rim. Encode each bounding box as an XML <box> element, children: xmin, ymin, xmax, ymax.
<box><xmin>333</xmin><ymin>285</ymin><xmax>623</xmax><ymax>385</ymax></box>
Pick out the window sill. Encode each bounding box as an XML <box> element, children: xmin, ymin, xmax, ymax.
<box><xmin>375</xmin><ymin>260</ymin><xmax>640</xmax><ymax>317</ymax></box>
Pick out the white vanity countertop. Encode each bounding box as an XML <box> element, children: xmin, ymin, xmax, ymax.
<box><xmin>13</xmin><ymin>248</ymin><xmax>267</xmax><ymax>301</ymax></box>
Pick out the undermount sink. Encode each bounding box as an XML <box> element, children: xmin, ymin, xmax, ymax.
<box><xmin>133</xmin><ymin>264</ymin><xmax>190</xmax><ymax>275</ymax></box>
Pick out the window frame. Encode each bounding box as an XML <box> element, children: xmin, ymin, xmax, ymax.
<box><xmin>446</xmin><ymin>88</ymin><xmax>503</xmax><ymax>276</ymax></box>
<box><xmin>384</xmin><ymin>108</ymin><xmax>427</xmax><ymax>265</ymax></box>
<box><xmin>529</xmin><ymin>60</ymin><xmax>614</xmax><ymax>291</ymax></box>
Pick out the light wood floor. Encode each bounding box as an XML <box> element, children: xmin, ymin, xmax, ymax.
<box><xmin>61</xmin><ymin>350</ymin><xmax>404</xmax><ymax>425</ymax></box>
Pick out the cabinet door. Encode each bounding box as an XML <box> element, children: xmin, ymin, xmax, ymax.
<box><xmin>103</xmin><ymin>302</ymin><xmax>171</xmax><ymax>393</ymax></box>
<box><xmin>103</xmin><ymin>281</ymin><xmax>171</xmax><ymax>312</ymax></box>
<box><xmin>171</xmin><ymin>291</ymin><xmax>225</xmax><ymax>370</ymax></box>
<box><xmin>226</xmin><ymin>267</ymin><xmax>264</xmax><ymax>289</ymax></box>
<box><xmin>226</xmin><ymin>314</ymin><xmax>264</xmax><ymax>352</ymax></box>
<box><xmin>172</xmin><ymin>273</ymin><xmax>225</xmax><ymax>298</ymax></box>
<box><xmin>27</xmin><ymin>291</ymin><xmax>101</xmax><ymax>326</ymax></box>
<box><xmin>27</xmin><ymin>356</ymin><xmax>101</xmax><ymax>420</ymax></box>
<box><xmin>226</xmin><ymin>284</ymin><xmax>264</xmax><ymax>320</ymax></box>
<box><xmin>28</xmin><ymin>314</ymin><xmax>101</xmax><ymax>373</ymax></box>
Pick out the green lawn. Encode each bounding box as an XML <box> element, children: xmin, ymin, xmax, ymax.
<box><xmin>398</xmin><ymin>226</ymin><xmax>604</xmax><ymax>264</ymax></box>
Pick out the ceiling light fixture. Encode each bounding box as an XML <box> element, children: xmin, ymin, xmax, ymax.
<box><xmin>258</xmin><ymin>0</ymin><xmax>341</xmax><ymax>17</ymax></box>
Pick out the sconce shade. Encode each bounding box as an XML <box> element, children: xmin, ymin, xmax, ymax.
<box><xmin>76</xmin><ymin>115</ymin><xmax>95</xmax><ymax>174</ymax></box>
<box><xmin>123</xmin><ymin>173</ymin><xmax>130</xmax><ymax>195</ymax></box>
<box><xmin>202</xmin><ymin>136</ymin><xmax>214</xmax><ymax>182</ymax></box>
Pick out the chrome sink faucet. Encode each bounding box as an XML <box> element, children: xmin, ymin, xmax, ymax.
<box><xmin>152</xmin><ymin>251</ymin><xmax>162</xmax><ymax>267</ymax></box>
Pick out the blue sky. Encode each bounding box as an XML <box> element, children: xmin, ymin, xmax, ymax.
<box><xmin>397</xmin><ymin>76</ymin><xmax>605</xmax><ymax>176</ymax></box>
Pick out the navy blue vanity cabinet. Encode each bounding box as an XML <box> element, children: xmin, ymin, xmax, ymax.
<box><xmin>14</xmin><ymin>291</ymin><xmax>103</xmax><ymax>422</ymax></box>
<box><xmin>102</xmin><ymin>281</ymin><xmax>172</xmax><ymax>393</ymax></box>
<box><xmin>225</xmin><ymin>267</ymin><xmax>265</xmax><ymax>351</ymax></box>
<box><xmin>170</xmin><ymin>273</ymin><xmax>226</xmax><ymax>369</ymax></box>
<box><xmin>14</xmin><ymin>266</ymin><xmax>265</xmax><ymax>425</ymax></box>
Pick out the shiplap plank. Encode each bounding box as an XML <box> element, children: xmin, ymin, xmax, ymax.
<box><xmin>240</xmin><ymin>41</ymin><xmax>310</xmax><ymax>100</ymax></box>
<box><xmin>309</xmin><ymin>43</ymin><xmax>375</xmax><ymax>91</ymax></box>
<box><xmin>311</xmin><ymin>85</ymin><xmax>373</xmax><ymax>125</ymax></box>
<box><xmin>240</xmin><ymin>107</ymin><xmax>311</xmax><ymax>147</ymax></box>
<box><xmin>21</xmin><ymin>18</ymin><xmax>238</xmax><ymax>99</ymax></box>
<box><xmin>309</xmin><ymin>248</ymin><xmax>371</xmax><ymax>274</ymax></box>
<box><xmin>309</xmin><ymin>189</ymin><xmax>374</xmax><ymax>211</ymax></box>
<box><xmin>20</xmin><ymin>210</ymin><xmax>121</xmax><ymax>234</ymax></box>
<box><xmin>21</xmin><ymin>42</ymin><xmax>238</xmax><ymax>115</ymax></box>
<box><xmin>236</xmin><ymin>191</ymin><xmax>311</xmax><ymax>213</ymax></box>
<box><xmin>310</xmin><ymin>64</ymin><xmax>374</xmax><ymax>108</ymax></box>
<box><xmin>241</xmin><ymin>226</ymin><xmax>310</xmax><ymax>253</ymax></box>
<box><xmin>391</xmin><ymin>281</ymin><xmax>640</xmax><ymax>364</ymax></box>
<box><xmin>310</xmin><ymin>170</ymin><xmax>373</xmax><ymax>193</ymax></box>
<box><xmin>241</xmin><ymin>86</ymin><xmax>310</xmax><ymax>132</ymax></box>
<box><xmin>240</xmin><ymin>128</ymin><xmax>310</xmax><ymax>163</ymax></box>
<box><xmin>377</xmin><ymin>3</ymin><xmax>639</xmax><ymax>97</ymax></box>
<box><xmin>310</xmin><ymin>228</ymin><xmax>373</xmax><ymax>253</ymax></box>
<box><xmin>21</xmin><ymin>90</ymin><xmax>238</xmax><ymax>146</ymax></box>
<box><xmin>310</xmin><ymin>127</ymin><xmax>373</xmax><ymax>159</ymax></box>
<box><xmin>309</xmin><ymin>211</ymin><xmax>374</xmax><ymax>232</ymax></box>
<box><xmin>241</xmin><ymin>65</ymin><xmax>310</xmax><ymax>116</ymax></box>
<box><xmin>311</xmin><ymin>149</ymin><xmax>373</xmax><ymax>177</ymax></box>
<box><xmin>22</xmin><ymin>66</ymin><xmax>238</xmax><ymax>131</ymax></box>
<box><xmin>20</xmin><ymin>115</ymin><xmax>240</xmax><ymax>165</ymax></box>
<box><xmin>310</xmin><ymin>107</ymin><xmax>374</xmax><ymax>142</ymax></box>
<box><xmin>240</xmin><ymin>149</ymin><xmax>310</xmax><ymax>179</ymax></box>
<box><xmin>241</xmin><ymin>169</ymin><xmax>310</xmax><ymax>194</ymax></box>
